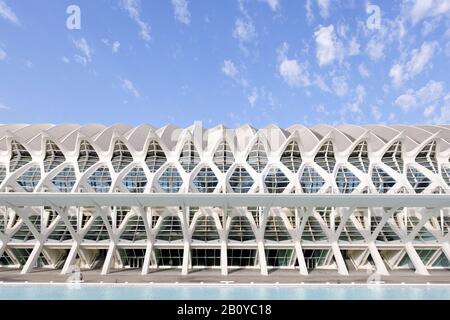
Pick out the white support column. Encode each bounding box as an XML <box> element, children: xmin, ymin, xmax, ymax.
<box><xmin>141</xmin><ymin>242</ymin><xmax>153</xmax><ymax>275</ymax></box>
<box><xmin>0</xmin><ymin>239</ymin><xmax>6</xmax><ymax>260</ymax></box>
<box><xmin>61</xmin><ymin>242</ymin><xmax>79</xmax><ymax>274</ymax></box>
<box><xmin>257</xmin><ymin>241</ymin><xmax>268</xmax><ymax>276</ymax></box>
<box><xmin>21</xmin><ymin>242</ymin><xmax>43</xmax><ymax>274</ymax></box>
<box><xmin>441</xmin><ymin>243</ymin><xmax>450</xmax><ymax>262</ymax></box>
<box><xmin>331</xmin><ymin>242</ymin><xmax>348</xmax><ymax>276</ymax></box>
<box><xmin>220</xmin><ymin>240</ymin><xmax>228</xmax><ymax>276</ymax></box>
<box><xmin>294</xmin><ymin>241</ymin><xmax>308</xmax><ymax>276</ymax></box>
<box><xmin>101</xmin><ymin>242</ymin><xmax>116</xmax><ymax>275</ymax></box>
<box><xmin>404</xmin><ymin>242</ymin><xmax>429</xmax><ymax>275</ymax></box>
<box><xmin>367</xmin><ymin>242</ymin><xmax>389</xmax><ymax>275</ymax></box>
<box><xmin>181</xmin><ymin>241</ymin><xmax>190</xmax><ymax>276</ymax></box>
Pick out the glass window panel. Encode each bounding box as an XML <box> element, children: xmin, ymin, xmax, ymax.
<box><xmin>229</xmin><ymin>166</ymin><xmax>253</xmax><ymax>193</ymax></box>
<box><xmin>193</xmin><ymin>167</ymin><xmax>218</xmax><ymax>193</ymax></box>
<box><xmin>17</xmin><ymin>165</ymin><xmax>41</xmax><ymax>192</ymax></box>
<box><xmin>280</xmin><ymin>141</ymin><xmax>302</xmax><ymax>173</ymax></box>
<box><xmin>314</xmin><ymin>141</ymin><xmax>335</xmax><ymax>173</ymax></box>
<box><xmin>43</xmin><ymin>141</ymin><xmax>66</xmax><ymax>172</ymax></box>
<box><xmin>123</xmin><ymin>167</ymin><xmax>147</xmax><ymax>193</ymax></box>
<box><xmin>87</xmin><ymin>166</ymin><xmax>112</xmax><ymax>193</ymax></box>
<box><xmin>77</xmin><ymin>140</ymin><xmax>99</xmax><ymax>173</ymax></box>
<box><xmin>382</xmin><ymin>141</ymin><xmax>403</xmax><ymax>173</ymax></box>
<box><xmin>111</xmin><ymin>141</ymin><xmax>133</xmax><ymax>173</ymax></box>
<box><xmin>52</xmin><ymin>165</ymin><xmax>76</xmax><ymax>192</ymax></box>
<box><xmin>145</xmin><ymin>140</ymin><xmax>166</xmax><ymax>173</ymax></box>
<box><xmin>158</xmin><ymin>166</ymin><xmax>183</xmax><ymax>193</ymax></box>
<box><xmin>300</xmin><ymin>166</ymin><xmax>325</xmax><ymax>193</ymax></box>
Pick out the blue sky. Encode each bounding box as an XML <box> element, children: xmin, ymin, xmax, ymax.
<box><xmin>0</xmin><ymin>0</ymin><xmax>449</xmax><ymax>128</ymax></box>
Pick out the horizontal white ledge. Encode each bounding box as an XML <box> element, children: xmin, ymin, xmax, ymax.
<box><xmin>0</xmin><ymin>193</ymin><xmax>449</xmax><ymax>207</ymax></box>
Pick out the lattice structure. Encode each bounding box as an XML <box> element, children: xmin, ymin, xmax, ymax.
<box><xmin>0</xmin><ymin>123</ymin><xmax>449</xmax><ymax>276</ymax></box>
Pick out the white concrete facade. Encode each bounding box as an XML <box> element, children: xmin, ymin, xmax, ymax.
<box><xmin>0</xmin><ymin>123</ymin><xmax>449</xmax><ymax>276</ymax></box>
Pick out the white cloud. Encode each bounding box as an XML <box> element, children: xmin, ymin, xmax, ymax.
<box><xmin>358</xmin><ymin>64</ymin><xmax>370</xmax><ymax>78</ymax></box>
<box><xmin>62</xmin><ymin>56</ymin><xmax>70</xmax><ymax>64</ymax></box>
<box><xmin>389</xmin><ymin>64</ymin><xmax>403</xmax><ymax>87</ymax></box>
<box><xmin>112</xmin><ymin>41</ymin><xmax>121</xmax><ymax>53</ymax></box>
<box><xmin>394</xmin><ymin>80</ymin><xmax>445</xmax><ymax>113</ymax></box>
<box><xmin>348</xmin><ymin>85</ymin><xmax>366</xmax><ymax>114</ymax></box>
<box><xmin>406</xmin><ymin>41</ymin><xmax>438</xmax><ymax>77</ymax></box>
<box><xmin>0</xmin><ymin>47</ymin><xmax>6</xmax><ymax>60</ymax></box>
<box><xmin>432</xmin><ymin>93</ymin><xmax>450</xmax><ymax>123</ymax></box>
<box><xmin>248</xmin><ymin>87</ymin><xmax>258</xmax><ymax>107</ymax></box>
<box><xmin>371</xmin><ymin>105</ymin><xmax>382</xmax><ymax>121</ymax></box>
<box><xmin>279</xmin><ymin>59</ymin><xmax>310</xmax><ymax>87</ymax></box>
<box><xmin>348</xmin><ymin>37</ymin><xmax>360</xmax><ymax>56</ymax></box>
<box><xmin>424</xmin><ymin>105</ymin><xmax>435</xmax><ymax>117</ymax></box>
<box><xmin>102</xmin><ymin>39</ymin><xmax>121</xmax><ymax>53</ymax></box>
<box><xmin>366</xmin><ymin>38</ymin><xmax>385</xmax><ymax>61</ymax></box>
<box><xmin>317</xmin><ymin>0</ymin><xmax>330</xmax><ymax>19</ymax></box>
<box><xmin>332</xmin><ymin>76</ymin><xmax>348</xmax><ymax>97</ymax></box>
<box><xmin>221</xmin><ymin>60</ymin><xmax>238</xmax><ymax>78</ymax></box>
<box><xmin>416</xmin><ymin>80</ymin><xmax>444</xmax><ymax>103</ymax></box>
<box><xmin>0</xmin><ymin>102</ymin><xmax>10</xmax><ymax>110</ymax></box>
<box><xmin>72</xmin><ymin>38</ymin><xmax>92</xmax><ymax>65</ymax></box>
<box><xmin>233</xmin><ymin>18</ymin><xmax>256</xmax><ymax>43</ymax></box>
<box><xmin>172</xmin><ymin>0</ymin><xmax>191</xmax><ymax>25</ymax></box>
<box><xmin>313</xmin><ymin>74</ymin><xmax>331</xmax><ymax>92</ymax></box>
<box><xmin>410</xmin><ymin>0</ymin><xmax>450</xmax><ymax>25</ymax></box>
<box><xmin>314</xmin><ymin>25</ymin><xmax>337</xmax><ymax>66</ymax></box>
<box><xmin>277</xmin><ymin>42</ymin><xmax>310</xmax><ymax>87</ymax></box>
<box><xmin>260</xmin><ymin>0</ymin><xmax>279</xmax><ymax>11</ymax></box>
<box><xmin>0</xmin><ymin>0</ymin><xmax>19</xmax><ymax>25</ymax></box>
<box><xmin>305</xmin><ymin>0</ymin><xmax>314</xmax><ymax>23</ymax></box>
<box><xmin>120</xmin><ymin>0</ymin><xmax>151</xmax><ymax>42</ymax></box>
<box><xmin>395</xmin><ymin>93</ymin><xmax>417</xmax><ymax>112</ymax></box>
<box><xmin>121</xmin><ymin>78</ymin><xmax>140</xmax><ymax>97</ymax></box>
<box><xmin>389</xmin><ymin>41</ymin><xmax>438</xmax><ymax>86</ymax></box>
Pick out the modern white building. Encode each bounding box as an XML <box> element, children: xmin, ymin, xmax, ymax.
<box><xmin>0</xmin><ymin>123</ymin><xmax>449</xmax><ymax>276</ymax></box>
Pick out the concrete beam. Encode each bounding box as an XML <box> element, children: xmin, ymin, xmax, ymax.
<box><xmin>101</xmin><ymin>242</ymin><xmax>116</xmax><ymax>275</ymax></box>
<box><xmin>141</xmin><ymin>242</ymin><xmax>153</xmax><ymax>275</ymax></box>
<box><xmin>61</xmin><ymin>242</ymin><xmax>79</xmax><ymax>275</ymax></box>
<box><xmin>294</xmin><ymin>241</ymin><xmax>308</xmax><ymax>276</ymax></box>
<box><xmin>405</xmin><ymin>242</ymin><xmax>429</xmax><ymax>276</ymax></box>
<box><xmin>331</xmin><ymin>242</ymin><xmax>349</xmax><ymax>276</ymax></box>
<box><xmin>367</xmin><ymin>242</ymin><xmax>389</xmax><ymax>276</ymax></box>
<box><xmin>21</xmin><ymin>242</ymin><xmax>43</xmax><ymax>274</ymax></box>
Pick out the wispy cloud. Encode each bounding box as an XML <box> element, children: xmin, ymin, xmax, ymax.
<box><xmin>102</xmin><ymin>39</ymin><xmax>121</xmax><ymax>53</ymax></box>
<box><xmin>0</xmin><ymin>47</ymin><xmax>6</xmax><ymax>60</ymax></box>
<box><xmin>121</xmin><ymin>78</ymin><xmax>140</xmax><ymax>97</ymax></box>
<box><xmin>394</xmin><ymin>80</ymin><xmax>444</xmax><ymax>113</ymax></box>
<box><xmin>260</xmin><ymin>0</ymin><xmax>280</xmax><ymax>12</ymax></box>
<box><xmin>221</xmin><ymin>60</ymin><xmax>238</xmax><ymax>78</ymax></box>
<box><xmin>389</xmin><ymin>41</ymin><xmax>439</xmax><ymax>86</ymax></box>
<box><xmin>305</xmin><ymin>0</ymin><xmax>314</xmax><ymax>23</ymax></box>
<box><xmin>410</xmin><ymin>0</ymin><xmax>450</xmax><ymax>25</ymax></box>
<box><xmin>172</xmin><ymin>0</ymin><xmax>191</xmax><ymax>25</ymax></box>
<box><xmin>233</xmin><ymin>18</ymin><xmax>256</xmax><ymax>43</ymax></box>
<box><xmin>0</xmin><ymin>102</ymin><xmax>11</xmax><ymax>110</ymax></box>
<box><xmin>0</xmin><ymin>0</ymin><xmax>20</xmax><ymax>25</ymax></box>
<box><xmin>317</xmin><ymin>0</ymin><xmax>330</xmax><ymax>19</ymax></box>
<box><xmin>72</xmin><ymin>37</ymin><xmax>92</xmax><ymax>66</ymax></box>
<box><xmin>277</xmin><ymin>42</ymin><xmax>310</xmax><ymax>87</ymax></box>
<box><xmin>232</xmin><ymin>1</ymin><xmax>257</xmax><ymax>54</ymax></box>
<box><xmin>314</xmin><ymin>25</ymin><xmax>339</xmax><ymax>66</ymax></box>
<box><xmin>120</xmin><ymin>0</ymin><xmax>151</xmax><ymax>42</ymax></box>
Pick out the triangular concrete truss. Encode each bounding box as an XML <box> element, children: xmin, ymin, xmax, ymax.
<box><xmin>0</xmin><ymin>123</ymin><xmax>449</xmax><ymax>276</ymax></box>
